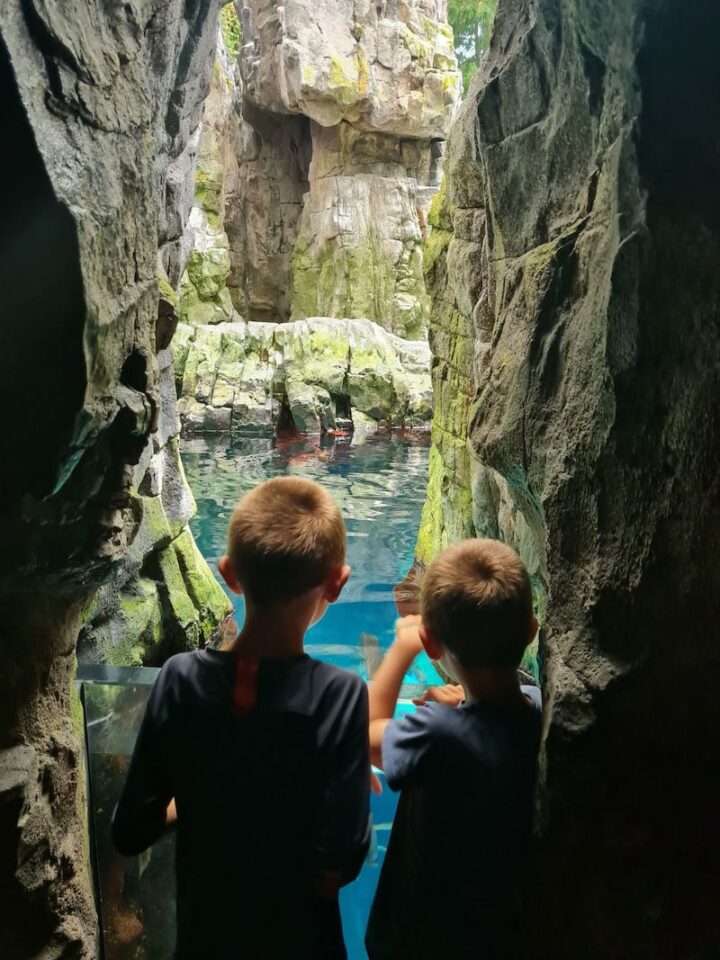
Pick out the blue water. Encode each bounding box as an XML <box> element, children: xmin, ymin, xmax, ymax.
<box><xmin>181</xmin><ymin>431</ymin><xmax>441</xmax><ymax>959</ymax></box>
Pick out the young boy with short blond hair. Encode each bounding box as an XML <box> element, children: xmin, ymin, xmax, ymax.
<box><xmin>114</xmin><ymin>477</ymin><xmax>370</xmax><ymax>960</ymax></box>
<box><xmin>366</xmin><ymin>539</ymin><xmax>541</xmax><ymax>960</ymax></box>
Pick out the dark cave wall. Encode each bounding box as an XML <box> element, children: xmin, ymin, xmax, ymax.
<box><xmin>425</xmin><ymin>0</ymin><xmax>720</xmax><ymax>955</ymax></box>
<box><xmin>0</xmin><ymin>1</ymin><xmax>223</xmax><ymax>954</ymax></box>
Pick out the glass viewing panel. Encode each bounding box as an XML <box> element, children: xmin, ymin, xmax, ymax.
<box><xmin>79</xmin><ymin>664</ymin><xmax>402</xmax><ymax>960</ymax></box>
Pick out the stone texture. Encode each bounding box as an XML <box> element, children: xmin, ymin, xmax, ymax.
<box><xmin>174</xmin><ymin>317</ymin><xmax>432</xmax><ymax>435</ymax></box>
<box><xmin>415</xmin><ymin>183</ymin><xmax>475</xmax><ymax>564</ymax></box>
<box><xmin>240</xmin><ymin>0</ymin><xmax>460</xmax><ymax>136</ymax></box>
<box><xmin>180</xmin><ymin>1</ymin><xmax>460</xmax><ymax>334</ymax></box>
<box><xmin>225</xmin><ymin>104</ymin><xmax>311</xmax><ymax>321</ymax></box>
<box><xmin>181</xmin><ymin>38</ymin><xmax>238</xmax><ymax>326</ymax></box>
<box><xmin>0</xmin><ymin>1</ymin><xmax>227</xmax><ymax>954</ymax></box>
<box><xmin>420</xmin><ymin>0</ymin><xmax>720</xmax><ymax>955</ymax></box>
<box><xmin>291</xmin><ymin>123</ymin><xmax>430</xmax><ymax>338</ymax></box>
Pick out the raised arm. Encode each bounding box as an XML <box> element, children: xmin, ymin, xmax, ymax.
<box><xmin>368</xmin><ymin>616</ymin><xmax>424</xmax><ymax>768</ymax></box>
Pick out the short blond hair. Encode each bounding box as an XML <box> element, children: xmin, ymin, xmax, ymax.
<box><xmin>228</xmin><ymin>477</ymin><xmax>345</xmax><ymax>603</ymax></box>
<box><xmin>420</xmin><ymin>539</ymin><xmax>533</xmax><ymax>669</ymax></box>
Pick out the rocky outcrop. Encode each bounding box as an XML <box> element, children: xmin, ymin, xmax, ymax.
<box><xmin>180</xmin><ymin>1</ymin><xmax>461</xmax><ymax>335</ymax></box>
<box><xmin>422</xmin><ymin>0</ymin><xmax>720</xmax><ymax>955</ymax></box>
<box><xmin>0</xmin><ymin>1</ymin><xmax>226</xmax><ymax>954</ymax></box>
<box><xmin>290</xmin><ymin>122</ymin><xmax>432</xmax><ymax>338</ymax></box>
<box><xmin>240</xmin><ymin>0</ymin><xmax>458</xmax><ymax>135</ymax></box>
<box><xmin>79</xmin><ymin>340</ymin><xmax>230</xmax><ymax>667</ymax></box>
<box><xmin>174</xmin><ymin>317</ymin><xmax>432</xmax><ymax>435</ymax></box>
<box><xmin>415</xmin><ymin>182</ymin><xmax>475</xmax><ymax>565</ymax></box>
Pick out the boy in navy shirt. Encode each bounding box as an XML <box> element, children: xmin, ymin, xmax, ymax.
<box><xmin>113</xmin><ymin>477</ymin><xmax>371</xmax><ymax>960</ymax></box>
<box><xmin>366</xmin><ymin>539</ymin><xmax>541</xmax><ymax>960</ymax></box>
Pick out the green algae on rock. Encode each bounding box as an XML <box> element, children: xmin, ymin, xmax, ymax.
<box><xmin>415</xmin><ymin>179</ymin><xmax>474</xmax><ymax>567</ymax></box>
<box><xmin>174</xmin><ymin>317</ymin><xmax>432</xmax><ymax>436</ymax></box>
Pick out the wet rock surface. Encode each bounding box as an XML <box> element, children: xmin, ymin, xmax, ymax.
<box><xmin>421</xmin><ymin>0</ymin><xmax>720</xmax><ymax>954</ymax></box>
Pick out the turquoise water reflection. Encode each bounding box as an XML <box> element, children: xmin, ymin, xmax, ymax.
<box><xmin>182</xmin><ymin>432</ymin><xmax>442</xmax><ymax>693</ymax></box>
<box><xmin>181</xmin><ymin>431</ymin><xmax>441</xmax><ymax>959</ymax></box>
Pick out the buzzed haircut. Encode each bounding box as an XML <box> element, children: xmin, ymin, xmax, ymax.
<box><xmin>228</xmin><ymin>476</ymin><xmax>346</xmax><ymax>603</ymax></box>
<box><xmin>420</xmin><ymin>539</ymin><xmax>533</xmax><ymax>669</ymax></box>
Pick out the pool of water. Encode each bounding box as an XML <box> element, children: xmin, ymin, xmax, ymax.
<box><xmin>182</xmin><ymin>431</ymin><xmax>442</xmax><ymax>693</ymax></box>
<box><xmin>182</xmin><ymin>430</ymin><xmax>440</xmax><ymax>958</ymax></box>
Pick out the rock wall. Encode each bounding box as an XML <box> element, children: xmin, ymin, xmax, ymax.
<box><xmin>175</xmin><ymin>316</ymin><xmax>432</xmax><ymax>435</ymax></box>
<box><xmin>0</xmin><ymin>1</ymin><xmax>225</xmax><ymax>954</ymax></box>
<box><xmin>423</xmin><ymin>0</ymin><xmax>720</xmax><ymax>954</ymax></box>
<box><xmin>181</xmin><ymin>0</ymin><xmax>461</xmax><ymax>335</ymax></box>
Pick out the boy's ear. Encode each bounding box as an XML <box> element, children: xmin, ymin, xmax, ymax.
<box><xmin>324</xmin><ymin>564</ymin><xmax>351</xmax><ymax>603</ymax></box>
<box><xmin>419</xmin><ymin>624</ymin><xmax>444</xmax><ymax>662</ymax></box>
<box><xmin>218</xmin><ymin>555</ymin><xmax>243</xmax><ymax>595</ymax></box>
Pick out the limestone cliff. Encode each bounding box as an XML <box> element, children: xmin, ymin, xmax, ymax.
<box><xmin>421</xmin><ymin>0</ymin><xmax>720</xmax><ymax>954</ymax></box>
<box><xmin>181</xmin><ymin>1</ymin><xmax>461</xmax><ymax>336</ymax></box>
<box><xmin>175</xmin><ymin>317</ymin><xmax>432</xmax><ymax>434</ymax></box>
<box><xmin>0</xmin><ymin>1</ymin><xmax>226</xmax><ymax>953</ymax></box>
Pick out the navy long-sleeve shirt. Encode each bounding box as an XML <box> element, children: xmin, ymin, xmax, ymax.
<box><xmin>112</xmin><ymin>649</ymin><xmax>371</xmax><ymax>960</ymax></box>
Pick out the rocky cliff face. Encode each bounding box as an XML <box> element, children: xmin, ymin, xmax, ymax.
<box><xmin>181</xmin><ymin>0</ymin><xmax>461</xmax><ymax>335</ymax></box>
<box><xmin>422</xmin><ymin>0</ymin><xmax>720</xmax><ymax>954</ymax></box>
<box><xmin>175</xmin><ymin>316</ymin><xmax>432</xmax><ymax>434</ymax></box>
<box><xmin>0</xmin><ymin>1</ymin><xmax>226</xmax><ymax>953</ymax></box>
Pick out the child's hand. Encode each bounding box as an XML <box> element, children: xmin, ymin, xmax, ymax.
<box><xmin>165</xmin><ymin>798</ymin><xmax>178</xmax><ymax>830</ymax></box>
<box><xmin>412</xmin><ymin>684</ymin><xmax>464</xmax><ymax>708</ymax></box>
<box><xmin>394</xmin><ymin>615</ymin><xmax>423</xmax><ymax>656</ymax></box>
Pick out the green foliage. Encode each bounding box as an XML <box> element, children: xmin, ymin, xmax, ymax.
<box><xmin>447</xmin><ymin>0</ymin><xmax>498</xmax><ymax>93</ymax></box>
<box><xmin>220</xmin><ymin>3</ymin><xmax>242</xmax><ymax>61</ymax></box>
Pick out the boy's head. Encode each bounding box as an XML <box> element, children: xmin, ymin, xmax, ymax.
<box><xmin>420</xmin><ymin>539</ymin><xmax>536</xmax><ymax>671</ymax></box>
<box><xmin>218</xmin><ymin>476</ymin><xmax>348</xmax><ymax>608</ymax></box>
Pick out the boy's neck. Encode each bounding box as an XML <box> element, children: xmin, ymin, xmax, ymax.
<box><xmin>459</xmin><ymin>666</ymin><xmax>527</xmax><ymax>707</ymax></box>
<box><xmin>226</xmin><ymin>597</ymin><xmax>316</xmax><ymax>659</ymax></box>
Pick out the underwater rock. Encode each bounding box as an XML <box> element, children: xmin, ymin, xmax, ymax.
<box><xmin>420</xmin><ymin>0</ymin><xmax>720</xmax><ymax>954</ymax></box>
<box><xmin>174</xmin><ymin>317</ymin><xmax>432</xmax><ymax>435</ymax></box>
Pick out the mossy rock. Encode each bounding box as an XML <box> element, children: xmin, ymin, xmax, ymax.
<box><xmin>185</xmin><ymin>247</ymin><xmax>231</xmax><ymax>302</ymax></box>
<box><xmin>285</xmin><ymin>380</ymin><xmax>336</xmax><ymax>434</ymax></box>
<box><xmin>85</xmin><ymin>579</ymin><xmax>164</xmax><ymax>667</ymax></box>
<box><xmin>327</xmin><ymin>55</ymin><xmax>361</xmax><ymax>107</ymax></box>
<box><xmin>172</xmin><ymin>323</ymin><xmax>196</xmax><ymax>387</ymax></box>
<box><xmin>276</xmin><ymin>322</ymin><xmax>350</xmax><ymax>395</ymax></box>
<box><xmin>291</xmin><ymin>230</ymin><xmax>428</xmax><ymax>340</ymax></box>
<box><xmin>219</xmin><ymin>2</ymin><xmax>242</xmax><ymax>60</ymax></box>
<box><xmin>173</xmin><ymin>528</ymin><xmax>231</xmax><ymax>637</ymax></box>
<box><xmin>195</xmin><ymin>160</ymin><xmax>225</xmax><ymax>217</ymax></box>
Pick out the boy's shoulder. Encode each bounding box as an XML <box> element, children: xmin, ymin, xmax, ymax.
<box><xmin>156</xmin><ymin>649</ymin><xmax>204</xmax><ymax>684</ymax></box>
<box><xmin>382</xmin><ymin>694</ymin><xmax>541</xmax><ymax>791</ymax></box>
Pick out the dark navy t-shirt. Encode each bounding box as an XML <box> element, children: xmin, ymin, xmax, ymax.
<box><xmin>366</xmin><ymin>687</ymin><xmax>542</xmax><ymax>960</ymax></box>
<box><xmin>112</xmin><ymin>649</ymin><xmax>371</xmax><ymax>960</ymax></box>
